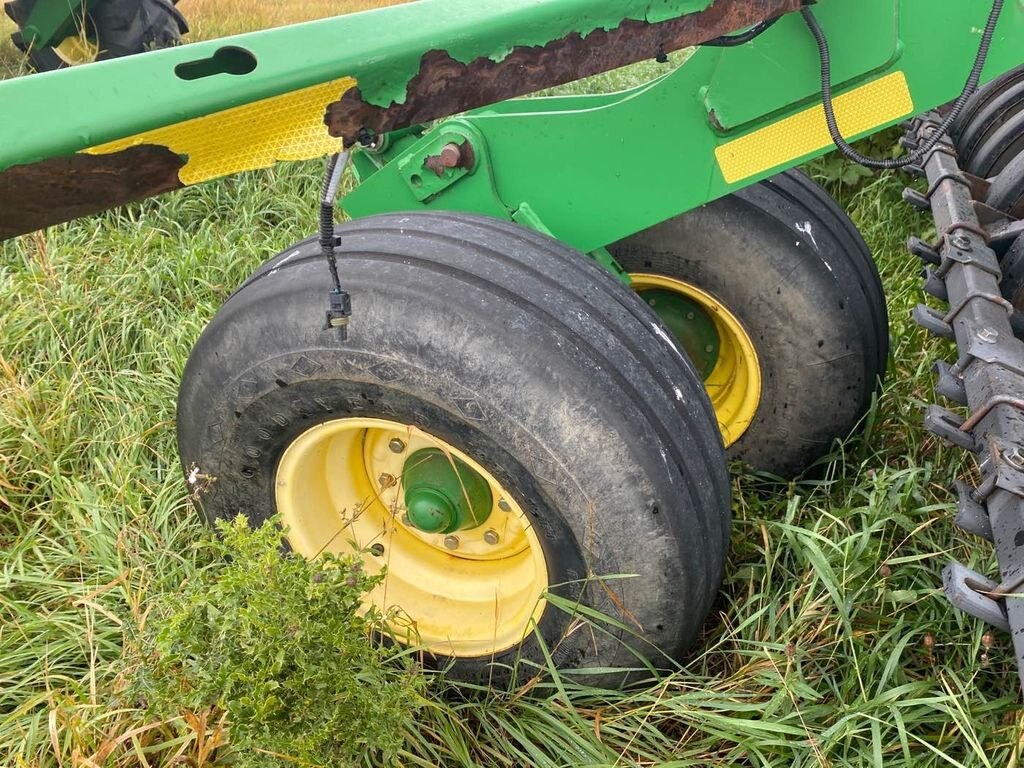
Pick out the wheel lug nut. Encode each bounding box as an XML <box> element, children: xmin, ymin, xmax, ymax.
<box><xmin>389</xmin><ymin>438</ymin><xmax>406</xmax><ymax>453</ymax></box>
<box><xmin>378</xmin><ymin>473</ymin><xmax>396</xmax><ymax>488</ymax></box>
<box><xmin>483</xmin><ymin>529</ymin><xmax>499</xmax><ymax>545</ymax></box>
<box><xmin>498</xmin><ymin>498</ymin><xmax>511</xmax><ymax>512</ymax></box>
<box><xmin>369</xmin><ymin>543</ymin><xmax>385</xmax><ymax>557</ymax></box>
<box><xmin>443</xmin><ymin>535</ymin><xmax>460</xmax><ymax>550</ymax></box>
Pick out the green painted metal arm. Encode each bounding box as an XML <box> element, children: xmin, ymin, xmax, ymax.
<box><xmin>0</xmin><ymin>0</ymin><xmax>774</xmax><ymax>168</ymax></box>
<box><xmin>0</xmin><ymin>0</ymin><xmax>800</xmax><ymax>239</ymax></box>
<box><xmin>1</xmin><ymin>0</ymin><xmax>1022</xmax><ymax>246</ymax></box>
<box><xmin>344</xmin><ymin>0</ymin><xmax>1024</xmax><ymax>255</ymax></box>
<box><xmin>11</xmin><ymin>0</ymin><xmax>103</xmax><ymax>49</ymax></box>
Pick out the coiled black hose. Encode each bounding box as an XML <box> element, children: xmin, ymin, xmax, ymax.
<box><xmin>802</xmin><ymin>0</ymin><xmax>1004</xmax><ymax>169</ymax></box>
<box><xmin>319</xmin><ymin>151</ymin><xmax>347</xmax><ymax>289</ymax></box>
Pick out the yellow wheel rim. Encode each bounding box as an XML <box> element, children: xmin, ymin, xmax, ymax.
<box><xmin>275</xmin><ymin>418</ymin><xmax>549</xmax><ymax>657</ymax></box>
<box><xmin>53</xmin><ymin>33</ymin><xmax>99</xmax><ymax>66</ymax></box>
<box><xmin>631</xmin><ymin>273</ymin><xmax>762</xmax><ymax>447</ymax></box>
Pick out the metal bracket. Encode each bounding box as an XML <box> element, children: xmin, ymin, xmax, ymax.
<box><xmin>933</xmin><ymin>360</ymin><xmax>966</xmax><ymax>405</ymax></box>
<box><xmin>397</xmin><ymin>127</ymin><xmax>480</xmax><ymax>202</ymax></box>
<box><xmin>943</xmin><ymin>562</ymin><xmax>1010</xmax><ymax>633</ymax></box>
<box><xmin>922</xmin><ymin>268</ymin><xmax>948</xmax><ymax>301</ymax></box>
<box><xmin>923</xmin><ymin>405</ymin><xmax>976</xmax><ymax>451</ymax></box>
<box><xmin>912</xmin><ymin>304</ymin><xmax>954</xmax><ymax>339</ymax></box>
<box><xmin>953</xmin><ymin>480</ymin><xmax>993</xmax><ymax>541</ymax></box>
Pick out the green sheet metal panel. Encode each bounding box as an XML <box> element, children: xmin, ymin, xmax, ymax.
<box><xmin>703</xmin><ymin>0</ymin><xmax>898</xmax><ymax>130</ymax></box>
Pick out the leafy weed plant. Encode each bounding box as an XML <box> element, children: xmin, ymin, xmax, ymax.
<box><xmin>128</xmin><ymin>515</ymin><xmax>425</xmax><ymax>767</ymax></box>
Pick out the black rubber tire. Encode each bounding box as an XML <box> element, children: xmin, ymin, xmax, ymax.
<box><xmin>608</xmin><ymin>169</ymin><xmax>889</xmax><ymax>477</ymax></box>
<box><xmin>949</xmin><ymin>63</ymin><xmax>1024</xmax><ymax>178</ymax></box>
<box><xmin>5</xmin><ymin>0</ymin><xmax>186</xmax><ymax>72</ymax></box>
<box><xmin>967</xmin><ymin>110</ymin><xmax>1024</xmax><ymax>179</ymax></box>
<box><xmin>986</xmin><ymin>150</ymin><xmax>1024</xmax><ymax>218</ymax></box>
<box><xmin>951</xmin><ymin>63</ymin><xmax>1024</xmax><ymax>173</ymax></box>
<box><xmin>177</xmin><ymin>212</ymin><xmax>731</xmax><ymax>684</ymax></box>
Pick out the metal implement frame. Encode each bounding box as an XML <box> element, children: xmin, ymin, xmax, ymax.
<box><xmin>900</xmin><ymin>114</ymin><xmax>1024</xmax><ymax>690</ymax></box>
<box><xmin>2</xmin><ymin>0</ymin><xmax>1023</xmax><ymax>242</ymax></box>
<box><xmin>340</xmin><ymin>0</ymin><xmax>1023</xmax><ymax>255</ymax></box>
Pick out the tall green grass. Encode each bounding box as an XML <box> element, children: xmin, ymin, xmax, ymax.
<box><xmin>3</xmin><ymin>6</ymin><xmax>1024</xmax><ymax>767</ymax></box>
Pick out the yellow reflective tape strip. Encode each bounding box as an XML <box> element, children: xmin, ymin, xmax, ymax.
<box><xmin>85</xmin><ymin>76</ymin><xmax>357</xmax><ymax>185</ymax></box>
<box><xmin>714</xmin><ymin>71</ymin><xmax>913</xmax><ymax>185</ymax></box>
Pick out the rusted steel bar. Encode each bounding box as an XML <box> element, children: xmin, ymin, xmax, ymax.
<box><xmin>323</xmin><ymin>0</ymin><xmax>803</xmax><ymax>142</ymax></box>
<box><xmin>0</xmin><ymin>0</ymin><xmax>800</xmax><ymax>239</ymax></box>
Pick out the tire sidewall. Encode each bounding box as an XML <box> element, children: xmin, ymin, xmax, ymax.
<box><xmin>610</xmin><ymin>174</ymin><xmax>883</xmax><ymax>475</ymax></box>
<box><xmin>190</xmin><ymin>346</ymin><xmax>593</xmax><ymax>683</ymax></box>
<box><xmin>179</xmin><ymin>219</ymin><xmax>723</xmax><ymax>681</ymax></box>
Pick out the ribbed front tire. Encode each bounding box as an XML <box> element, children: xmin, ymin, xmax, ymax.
<box><xmin>177</xmin><ymin>212</ymin><xmax>731</xmax><ymax>685</ymax></box>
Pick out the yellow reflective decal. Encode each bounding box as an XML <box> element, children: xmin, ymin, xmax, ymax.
<box><xmin>86</xmin><ymin>77</ymin><xmax>357</xmax><ymax>184</ymax></box>
<box><xmin>714</xmin><ymin>71</ymin><xmax>913</xmax><ymax>185</ymax></box>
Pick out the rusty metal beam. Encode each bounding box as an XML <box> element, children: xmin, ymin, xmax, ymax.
<box><xmin>0</xmin><ymin>146</ymin><xmax>185</xmax><ymax>241</ymax></box>
<box><xmin>0</xmin><ymin>0</ymin><xmax>800</xmax><ymax>239</ymax></box>
<box><xmin>324</xmin><ymin>0</ymin><xmax>802</xmax><ymax>142</ymax></box>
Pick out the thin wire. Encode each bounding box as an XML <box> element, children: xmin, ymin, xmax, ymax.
<box><xmin>704</xmin><ymin>16</ymin><xmax>781</xmax><ymax>48</ymax></box>
<box><xmin>319</xmin><ymin>150</ymin><xmax>349</xmax><ymax>291</ymax></box>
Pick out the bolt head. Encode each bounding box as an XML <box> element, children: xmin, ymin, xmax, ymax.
<box><xmin>1007</xmin><ymin>448</ymin><xmax>1024</xmax><ymax>471</ymax></box>
<box><xmin>378</xmin><ymin>472</ymin><xmax>396</xmax><ymax>488</ymax></box>
<box><xmin>388</xmin><ymin>438</ymin><xmax>406</xmax><ymax>454</ymax></box>
<box><xmin>952</xmin><ymin>234</ymin><xmax>972</xmax><ymax>251</ymax></box>
<box><xmin>483</xmin><ymin>529</ymin><xmax>500</xmax><ymax>545</ymax></box>
<box><xmin>977</xmin><ymin>327</ymin><xmax>1000</xmax><ymax>344</ymax></box>
<box><xmin>443</xmin><ymin>535</ymin><xmax>460</xmax><ymax>550</ymax></box>
<box><xmin>497</xmin><ymin>498</ymin><xmax>512</xmax><ymax>513</ymax></box>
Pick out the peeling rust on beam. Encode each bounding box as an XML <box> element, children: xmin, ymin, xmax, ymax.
<box><xmin>0</xmin><ymin>146</ymin><xmax>185</xmax><ymax>240</ymax></box>
<box><xmin>324</xmin><ymin>0</ymin><xmax>803</xmax><ymax>143</ymax></box>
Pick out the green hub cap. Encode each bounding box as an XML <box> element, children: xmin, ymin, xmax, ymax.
<box><xmin>642</xmin><ymin>288</ymin><xmax>720</xmax><ymax>379</ymax></box>
<box><xmin>402</xmin><ymin>448</ymin><xmax>493</xmax><ymax>534</ymax></box>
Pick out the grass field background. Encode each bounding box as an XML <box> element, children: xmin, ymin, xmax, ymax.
<box><xmin>1</xmin><ymin>2</ymin><xmax>1022</xmax><ymax>766</ymax></box>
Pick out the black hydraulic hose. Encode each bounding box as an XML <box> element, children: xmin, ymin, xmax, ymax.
<box><xmin>802</xmin><ymin>0</ymin><xmax>1005</xmax><ymax>169</ymax></box>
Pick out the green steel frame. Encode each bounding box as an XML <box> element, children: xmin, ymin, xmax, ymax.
<box><xmin>344</xmin><ymin>0</ymin><xmax>1024</xmax><ymax>254</ymax></box>
<box><xmin>0</xmin><ymin>0</ymin><xmax>1022</xmax><ymax>245</ymax></box>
